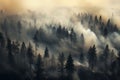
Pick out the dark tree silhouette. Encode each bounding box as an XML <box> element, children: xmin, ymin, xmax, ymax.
<box><xmin>7</xmin><ymin>38</ymin><xmax>15</xmax><ymax>65</ymax></box>
<box><xmin>12</xmin><ymin>41</ymin><xmax>20</xmax><ymax>54</ymax></box>
<box><xmin>110</xmin><ymin>51</ymin><xmax>120</xmax><ymax>80</ymax></box>
<box><xmin>44</xmin><ymin>47</ymin><xmax>49</xmax><ymax>58</ymax></box>
<box><xmin>33</xmin><ymin>30</ymin><xmax>39</xmax><ymax>46</ymax></box>
<box><xmin>0</xmin><ymin>32</ymin><xmax>5</xmax><ymax>48</ymax></box>
<box><xmin>27</xmin><ymin>43</ymin><xmax>34</xmax><ymax>69</ymax></box>
<box><xmin>99</xmin><ymin>15</ymin><xmax>102</xmax><ymax>23</ymax></box>
<box><xmin>65</xmin><ymin>54</ymin><xmax>74</xmax><ymax>73</ymax></box>
<box><xmin>88</xmin><ymin>45</ymin><xmax>97</xmax><ymax>70</ymax></box>
<box><xmin>95</xmin><ymin>15</ymin><xmax>98</xmax><ymax>24</ymax></box>
<box><xmin>21</xmin><ymin>42</ymin><xmax>26</xmax><ymax>56</ymax></box>
<box><xmin>20</xmin><ymin>42</ymin><xmax>27</xmax><ymax>65</ymax></box>
<box><xmin>70</xmin><ymin>28</ymin><xmax>77</xmax><ymax>42</ymax></box>
<box><xmin>35</xmin><ymin>54</ymin><xmax>44</xmax><ymax>80</ymax></box>
<box><xmin>65</xmin><ymin>54</ymin><xmax>74</xmax><ymax>80</ymax></box>
<box><xmin>103</xmin><ymin>44</ymin><xmax>110</xmax><ymax>68</ymax></box>
<box><xmin>103</xmin><ymin>27</ymin><xmax>108</xmax><ymax>37</ymax></box>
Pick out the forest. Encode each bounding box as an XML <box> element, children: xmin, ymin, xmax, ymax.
<box><xmin>0</xmin><ymin>10</ymin><xmax>120</xmax><ymax>80</ymax></box>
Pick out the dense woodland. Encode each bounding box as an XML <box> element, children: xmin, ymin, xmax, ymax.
<box><xmin>0</xmin><ymin>12</ymin><xmax>120</xmax><ymax>80</ymax></box>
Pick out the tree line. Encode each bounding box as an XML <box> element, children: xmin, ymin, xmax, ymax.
<box><xmin>0</xmin><ymin>31</ymin><xmax>120</xmax><ymax>80</ymax></box>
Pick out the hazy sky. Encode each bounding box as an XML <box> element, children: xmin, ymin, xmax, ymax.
<box><xmin>0</xmin><ymin>0</ymin><xmax>120</xmax><ymax>12</ymax></box>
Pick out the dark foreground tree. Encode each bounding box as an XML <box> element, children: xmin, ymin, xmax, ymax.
<box><xmin>0</xmin><ymin>32</ymin><xmax>5</xmax><ymax>48</ymax></box>
<box><xmin>65</xmin><ymin>54</ymin><xmax>74</xmax><ymax>80</ymax></box>
<box><xmin>27</xmin><ymin>43</ymin><xmax>34</xmax><ymax>69</ymax></box>
<box><xmin>35</xmin><ymin>54</ymin><xmax>44</xmax><ymax>80</ymax></box>
<box><xmin>102</xmin><ymin>44</ymin><xmax>110</xmax><ymax>71</ymax></box>
<box><xmin>111</xmin><ymin>51</ymin><xmax>120</xmax><ymax>80</ymax></box>
<box><xmin>7</xmin><ymin>38</ymin><xmax>15</xmax><ymax>66</ymax></box>
<box><xmin>20</xmin><ymin>42</ymin><xmax>27</xmax><ymax>65</ymax></box>
<box><xmin>88</xmin><ymin>45</ymin><xmax>97</xmax><ymax>70</ymax></box>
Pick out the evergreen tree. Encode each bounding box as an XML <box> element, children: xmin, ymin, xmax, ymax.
<box><xmin>103</xmin><ymin>27</ymin><xmax>108</xmax><ymax>37</ymax></box>
<box><xmin>88</xmin><ymin>45</ymin><xmax>97</xmax><ymax>70</ymax></box>
<box><xmin>6</xmin><ymin>38</ymin><xmax>12</xmax><ymax>53</ymax></box>
<box><xmin>103</xmin><ymin>44</ymin><xmax>109</xmax><ymax>66</ymax></box>
<box><xmin>7</xmin><ymin>38</ymin><xmax>15</xmax><ymax>65</ymax></box>
<box><xmin>65</xmin><ymin>54</ymin><xmax>74</xmax><ymax>73</ymax></box>
<box><xmin>33</xmin><ymin>30</ymin><xmax>39</xmax><ymax>44</ymax></box>
<box><xmin>65</xmin><ymin>54</ymin><xmax>74</xmax><ymax>80</ymax></box>
<box><xmin>36</xmin><ymin>54</ymin><xmax>44</xmax><ymax>80</ymax></box>
<box><xmin>27</xmin><ymin>43</ymin><xmax>34</xmax><ymax>68</ymax></box>
<box><xmin>110</xmin><ymin>51</ymin><xmax>120</xmax><ymax>80</ymax></box>
<box><xmin>95</xmin><ymin>15</ymin><xmax>98</xmax><ymax>24</ymax></box>
<box><xmin>12</xmin><ymin>41</ymin><xmax>20</xmax><ymax>54</ymax></box>
<box><xmin>99</xmin><ymin>15</ymin><xmax>102</xmax><ymax>23</ymax></box>
<box><xmin>56</xmin><ymin>25</ymin><xmax>62</xmax><ymax>38</ymax></box>
<box><xmin>0</xmin><ymin>32</ymin><xmax>5</xmax><ymax>48</ymax></box>
<box><xmin>44</xmin><ymin>47</ymin><xmax>49</xmax><ymax>58</ymax></box>
<box><xmin>43</xmin><ymin>47</ymin><xmax>49</xmax><ymax>70</ymax></box>
<box><xmin>20</xmin><ymin>42</ymin><xmax>27</xmax><ymax>65</ymax></box>
<box><xmin>70</xmin><ymin>28</ymin><xmax>77</xmax><ymax>42</ymax></box>
<box><xmin>21</xmin><ymin>42</ymin><xmax>26</xmax><ymax>56</ymax></box>
<box><xmin>107</xmin><ymin>19</ymin><xmax>111</xmax><ymax>27</ymax></box>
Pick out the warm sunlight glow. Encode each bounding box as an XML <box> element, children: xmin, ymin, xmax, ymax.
<box><xmin>0</xmin><ymin>0</ymin><xmax>120</xmax><ymax>13</ymax></box>
<box><xmin>22</xmin><ymin>0</ymin><xmax>41</xmax><ymax>10</ymax></box>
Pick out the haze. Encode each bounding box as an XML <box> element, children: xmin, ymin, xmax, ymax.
<box><xmin>0</xmin><ymin>0</ymin><xmax>120</xmax><ymax>11</ymax></box>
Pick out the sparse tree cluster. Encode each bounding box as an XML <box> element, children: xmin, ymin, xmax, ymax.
<box><xmin>78</xmin><ymin>13</ymin><xmax>119</xmax><ymax>37</ymax></box>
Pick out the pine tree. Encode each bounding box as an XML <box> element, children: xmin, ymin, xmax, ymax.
<box><xmin>65</xmin><ymin>54</ymin><xmax>74</xmax><ymax>80</ymax></box>
<box><xmin>12</xmin><ymin>41</ymin><xmax>20</xmax><ymax>54</ymax></box>
<box><xmin>99</xmin><ymin>15</ymin><xmax>102</xmax><ymax>24</ymax></box>
<box><xmin>103</xmin><ymin>44</ymin><xmax>109</xmax><ymax>64</ymax></box>
<box><xmin>88</xmin><ymin>45</ymin><xmax>97</xmax><ymax>70</ymax></box>
<box><xmin>65</xmin><ymin>54</ymin><xmax>74</xmax><ymax>73</ymax></box>
<box><xmin>27</xmin><ymin>43</ymin><xmax>34</xmax><ymax>68</ymax></box>
<box><xmin>70</xmin><ymin>28</ymin><xmax>77</xmax><ymax>42</ymax></box>
<box><xmin>95</xmin><ymin>15</ymin><xmax>98</xmax><ymax>24</ymax></box>
<box><xmin>7</xmin><ymin>38</ymin><xmax>12</xmax><ymax>53</ymax></box>
<box><xmin>44</xmin><ymin>47</ymin><xmax>49</xmax><ymax>58</ymax></box>
<box><xmin>44</xmin><ymin>47</ymin><xmax>49</xmax><ymax>69</ymax></box>
<box><xmin>110</xmin><ymin>51</ymin><xmax>120</xmax><ymax>79</ymax></box>
<box><xmin>33</xmin><ymin>30</ymin><xmax>39</xmax><ymax>45</ymax></box>
<box><xmin>0</xmin><ymin>32</ymin><xmax>5</xmax><ymax>48</ymax></box>
<box><xmin>7</xmin><ymin>38</ymin><xmax>15</xmax><ymax>65</ymax></box>
<box><xmin>36</xmin><ymin>54</ymin><xmax>44</xmax><ymax>80</ymax></box>
<box><xmin>20</xmin><ymin>42</ymin><xmax>27</xmax><ymax>65</ymax></box>
<box><xmin>21</xmin><ymin>42</ymin><xmax>26</xmax><ymax>56</ymax></box>
<box><xmin>103</xmin><ymin>27</ymin><xmax>108</xmax><ymax>37</ymax></box>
